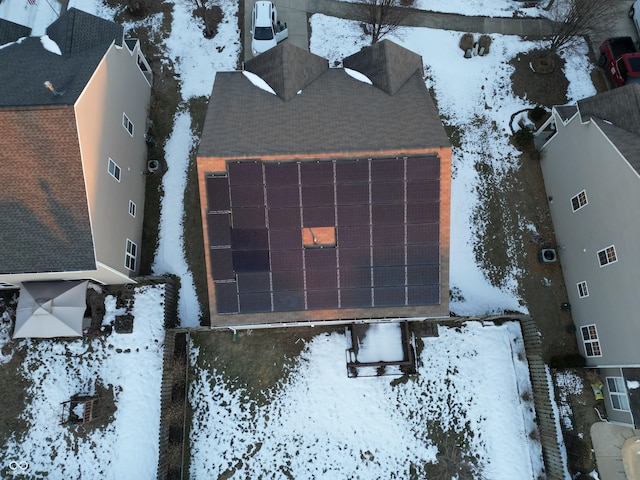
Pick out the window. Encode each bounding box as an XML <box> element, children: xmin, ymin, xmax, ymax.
<box><xmin>125</xmin><ymin>239</ymin><xmax>137</xmax><ymax>271</ymax></box>
<box><xmin>0</xmin><ymin>281</ymin><xmax>16</xmax><ymax>288</ymax></box>
<box><xmin>581</xmin><ymin>324</ymin><xmax>602</xmax><ymax>357</ymax></box>
<box><xmin>129</xmin><ymin>200</ymin><xmax>136</xmax><ymax>218</ymax></box>
<box><xmin>607</xmin><ymin>377</ymin><xmax>630</xmax><ymax>411</ymax></box>
<box><xmin>577</xmin><ymin>281</ymin><xmax>589</xmax><ymax>298</ymax></box>
<box><xmin>571</xmin><ymin>190</ymin><xmax>588</xmax><ymax>212</ymax></box>
<box><xmin>108</xmin><ymin>158</ymin><xmax>121</xmax><ymax>181</ymax></box>
<box><xmin>122</xmin><ymin>113</ymin><xmax>134</xmax><ymax>136</ymax></box>
<box><xmin>597</xmin><ymin>245</ymin><xmax>617</xmax><ymax>267</ymax></box>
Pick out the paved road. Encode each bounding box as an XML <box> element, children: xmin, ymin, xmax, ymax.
<box><xmin>244</xmin><ymin>0</ymin><xmax>562</xmax><ymax>61</ymax></box>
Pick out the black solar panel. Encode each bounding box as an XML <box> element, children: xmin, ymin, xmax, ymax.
<box><xmin>339</xmin><ymin>267</ymin><xmax>371</xmax><ymax>288</ymax></box>
<box><xmin>266</xmin><ymin>186</ymin><xmax>300</xmax><ymax>208</ymax></box>
<box><xmin>231</xmin><ymin>228</ymin><xmax>269</xmax><ymax>251</ymax></box>
<box><xmin>238</xmin><ymin>292</ymin><xmax>272</xmax><ymax>313</ymax></box>
<box><xmin>374</xmin><ymin>287</ymin><xmax>405</xmax><ymax>306</ymax></box>
<box><xmin>269</xmin><ymin>208</ymin><xmax>301</xmax><ymax>229</ymax></box>
<box><xmin>306</xmin><ymin>269</ymin><xmax>338</xmax><ymax>289</ymax></box>
<box><xmin>340</xmin><ymin>288</ymin><xmax>372</xmax><ymax>308</ymax></box>
<box><xmin>406</xmin><ymin>156</ymin><xmax>439</xmax><ymax>179</ymax></box>
<box><xmin>232</xmin><ymin>250</ymin><xmax>270</xmax><ymax>272</ymax></box>
<box><xmin>207</xmin><ymin>213</ymin><xmax>231</xmax><ymax>247</ymax></box>
<box><xmin>372</xmin><ymin>204</ymin><xmax>404</xmax><ymax>225</ymax></box>
<box><xmin>371</xmin><ymin>159</ymin><xmax>403</xmax><ymax>182</ymax></box>
<box><xmin>228</xmin><ymin>162</ymin><xmax>263</xmax><ymax>185</ymax></box>
<box><xmin>307</xmin><ymin>289</ymin><xmax>338</xmax><ymax>309</ymax></box>
<box><xmin>336</xmin><ymin>183</ymin><xmax>369</xmax><ymax>205</ymax></box>
<box><xmin>206</xmin><ymin>176</ymin><xmax>230</xmax><ymax>212</ymax></box>
<box><xmin>232</xmin><ymin>207</ymin><xmax>266</xmax><ymax>228</ymax></box>
<box><xmin>407</xmin><ymin>202</ymin><xmax>439</xmax><ymax>224</ymax></box>
<box><xmin>303</xmin><ymin>206</ymin><xmax>334</xmax><ymax>226</ymax></box>
<box><xmin>264</xmin><ymin>162</ymin><xmax>298</xmax><ymax>186</ymax></box>
<box><xmin>230</xmin><ymin>185</ymin><xmax>264</xmax><ymax>207</ymax></box>
<box><xmin>408</xmin><ymin>285</ymin><xmax>440</xmax><ymax>305</ymax></box>
<box><xmin>302</xmin><ymin>185</ymin><xmax>334</xmax><ymax>206</ymax></box>
<box><xmin>237</xmin><ymin>272</ymin><xmax>271</xmax><ymax>292</ymax></box>
<box><xmin>301</xmin><ymin>162</ymin><xmax>333</xmax><ymax>184</ymax></box>
<box><xmin>335</xmin><ymin>160</ymin><xmax>369</xmax><ymax>184</ymax></box>
<box><xmin>215</xmin><ymin>282</ymin><xmax>238</xmax><ymax>313</ymax></box>
<box><xmin>210</xmin><ymin>248</ymin><xmax>234</xmax><ymax>280</ymax></box>
<box><xmin>272</xmin><ymin>270</ymin><xmax>304</xmax><ymax>290</ymax></box>
<box><xmin>208</xmin><ymin>156</ymin><xmax>442</xmax><ymax>314</ymax></box>
<box><xmin>273</xmin><ymin>291</ymin><xmax>305</xmax><ymax>311</ymax></box>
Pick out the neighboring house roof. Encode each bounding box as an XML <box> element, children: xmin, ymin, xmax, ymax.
<box><xmin>0</xmin><ymin>8</ymin><xmax>125</xmax><ymax>275</ymax></box>
<box><xmin>0</xmin><ymin>107</ymin><xmax>95</xmax><ymax>274</ymax></box>
<box><xmin>0</xmin><ymin>8</ymin><xmax>122</xmax><ymax>107</ymax></box>
<box><xmin>576</xmin><ymin>84</ymin><xmax>640</xmax><ymax>173</ymax></box>
<box><xmin>0</xmin><ymin>18</ymin><xmax>31</xmax><ymax>45</ymax></box>
<box><xmin>199</xmin><ymin>41</ymin><xmax>450</xmax><ymax>320</ymax></box>
<box><xmin>554</xmin><ymin>105</ymin><xmax>577</xmax><ymax>123</ymax></box>
<box><xmin>199</xmin><ymin>43</ymin><xmax>449</xmax><ymax>159</ymax></box>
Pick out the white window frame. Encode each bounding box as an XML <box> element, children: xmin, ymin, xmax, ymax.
<box><xmin>577</xmin><ymin>281</ymin><xmax>589</xmax><ymax>298</ymax></box>
<box><xmin>597</xmin><ymin>245</ymin><xmax>617</xmax><ymax>267</ymax></box>
<box><xmin>128</xmin><ymin>200</ymin><xmax>136</xmax><ymax>218</ymax></box>
<box><xmin>125</xmin><ymin>239</ymin><xmax>137</xmax><ymax>271</ymax></box>
<box><xmin>122</xmin><ymin>113</ymin><xmax>134</xmax><ymax>137</ymax></box>
<box><xmin>108</xmin><ymin>158</ymin><xmax>121</xmax><ymax>181</ymax></box>
<box><xmin>606</xmin><ymin>377</ymin><xmax>630</xmax><ymax>412</ymax></box>
<box><xmin>571</xmin><ymin>190</ymin><xmax>588</xmax><ymax>212</ymax></box>
<box><xmin>581</xmin><ymin>324</ymin><xmax>602</xmax><ymax>357</ymax></box>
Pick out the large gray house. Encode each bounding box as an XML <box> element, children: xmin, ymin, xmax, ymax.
<box><xmin>0</xmin><ymin>9</ymin><xmax>152</xmax><ymax>289</ymax></box>
<box><xmin>538</xmin><ymin>84</ymin><xmax>640</xmax><ymax>427</ymax></box>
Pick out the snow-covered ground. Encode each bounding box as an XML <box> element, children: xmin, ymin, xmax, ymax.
<box><xmin>2</xmin><ymin>285</ymin><xmax>166</xmax><ymax>479</ymax></box>
<box><xmin>189</xmin><ymin>321</ymin><xmax>544</xmax><ymax>479</ymax></box>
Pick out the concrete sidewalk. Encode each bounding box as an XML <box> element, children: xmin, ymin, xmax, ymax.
<box><xmin>243</xmin><ymin>0</ymin><xmax>560</xmax><ymax>61</ymax></box>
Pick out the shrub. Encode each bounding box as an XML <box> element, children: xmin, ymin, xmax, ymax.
<box><xmin>478</xmin><ymin>35</ymin><xmax>492</xmax><ymax>55</ymax></box>
<box><xmin>459</xmin><ymin>33</ymin><xmax>475</xmax><ymax>52</ymax></box>
<box><xmin>514</xmin><ymin>126</ymin><xmax>534</xmax><ymax>149</ymax></box>
<box><xmin>529</xmin><ymin>105</ymin><xmax>547</xmax><ymax>122</ymax></box>
<box><xmin>549</xmin><ymin>354</ymin><xmax>586</xmax><ymax>368</ymax></box>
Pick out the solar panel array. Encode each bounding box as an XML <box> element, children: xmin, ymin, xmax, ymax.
<box><xmin>206</xmin><ymin>157</ymin><xmax>441</xmax><ymax>314</ymax></box>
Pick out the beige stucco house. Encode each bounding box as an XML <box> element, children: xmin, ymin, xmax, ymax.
<box><xmin>0</xmin><ymin>9</ymin><xmax>152</xmax><ymax>289</ymax></box>
<box><xmin>538</xmin><ymin>84</ymin><xmax>640</xmax><ymax>427</ymax></box>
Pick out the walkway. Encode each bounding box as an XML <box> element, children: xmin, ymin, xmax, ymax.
<box><xmin>244</xmin><ymin>0</ymin><xmax>560</xmax><ymax>61</ymax></box>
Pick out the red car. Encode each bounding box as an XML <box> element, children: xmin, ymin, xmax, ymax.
<box><xmin>598</xmin><ymin>37</ymin><xmax>640</xmax><ymax>88</ymax></box>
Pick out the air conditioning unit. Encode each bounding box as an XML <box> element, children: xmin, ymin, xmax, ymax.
<box><xmin>539</xmin><ymin>248</ymin><xmax>557</xmax><ymax>264</ymax></box>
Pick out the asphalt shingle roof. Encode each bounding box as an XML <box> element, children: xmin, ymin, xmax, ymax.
<box><xmin>0</xmin><ymin>107</ymin><xmax>95</xmax><ymax>274</ymax></box>
<box><xmin>244</xmin><ymin>43</ymin><xmax>328</xmax><ymax>101</ymax></box>
<box><xmin>199</xmin><ymin>42</ymin><xmax>449</xmax><ymax>159</ymax></box>
<box><xmin>577</xmin><ymin>84</ymin><xmax>640</xmax><ymax>173</ymax></box>
<box><xmin>343</xmin><ymin>39</ymin><xmax>424</xmax><ymax>96</ymax></box>
<box><xmin>0</xmin><ymin>8</ymin><xmax>122</xmax><ymax>107</ymax></box>
<box><xmin>0</xmin><ymin>18</ymin><xmax>31</xmax><ymax>45</ymax></box>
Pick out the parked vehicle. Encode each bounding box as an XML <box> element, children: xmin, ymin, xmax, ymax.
<box><xmin>598</xmin><ymin>37</ymin><xmax>640</xmax><ymax>88</ymax></box>
<box><xmin>250</xmin><ymin>1</ymin><xmax>288</xmax><ymax>56</ymax></box>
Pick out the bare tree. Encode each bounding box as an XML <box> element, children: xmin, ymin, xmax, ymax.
<box><xmin>358</xmin><ymin>0</ymin><xmax>410</xmax><ymax>45</ymax></box>
<box><xmin>548</xmin><ymin>0</ymin><xmax>619</xmax><ymax>53</ymax></box>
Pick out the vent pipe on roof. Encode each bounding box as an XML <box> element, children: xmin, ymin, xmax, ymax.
<box><xmin>44</xmin><ymin>81</ymin><xmax>64</xmax><ymax>96</ymax></box>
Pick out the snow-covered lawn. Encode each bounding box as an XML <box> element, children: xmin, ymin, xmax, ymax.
<box><xmin>189</xmin><ymin>321</ymin><xmax>543</xmax><ymax>479</ymax></box>
<box><xmin>2</xmin><ymin>285</ymin><xmax>166</xmax><ymax>479</ymax></box>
